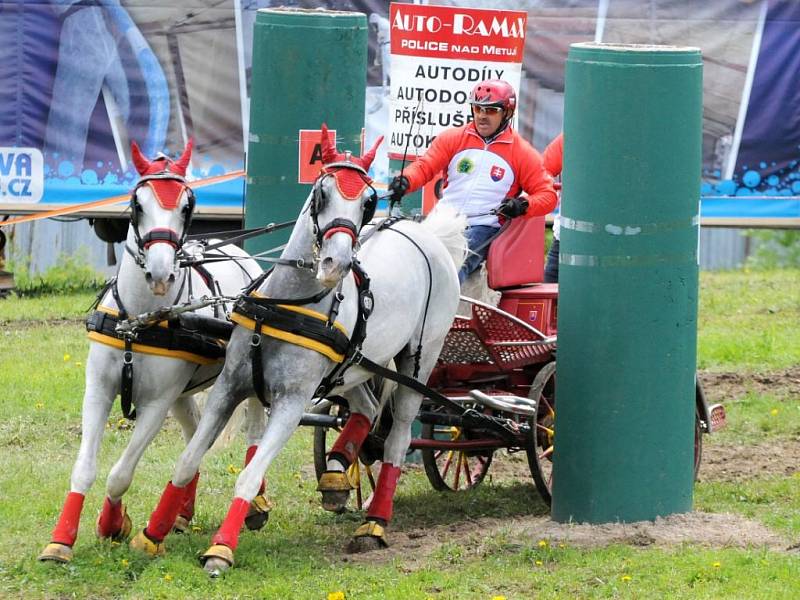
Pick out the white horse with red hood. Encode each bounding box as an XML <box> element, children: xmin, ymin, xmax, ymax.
<box><xmin>39</xmin><ymin>140</ymin><xmax>270</xmax><ymax>564</ymax></box>
<box><xmin>130</xmin><ymin>125</ymin><xmax>467</xmax><ymax>573</ymax></box>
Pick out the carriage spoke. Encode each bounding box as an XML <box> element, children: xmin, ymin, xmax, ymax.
<box><xmin>536</xmin><ymin>423</ymin><xmax>554</xmax><ymax>436</ymax></box>
<box><xmin>463</xmin><ymin>454</ymin><xmax>474</xmax><ymax>487</ymax></box>
<box><xmin>441</xmin><ymin>450</ymin><xmax>455</xmax><ymax>479</ymax></box>
<box><xmin>453</xmin><ymin>452</ymin><xmax>463</xmax><ymax>489</ymax></box>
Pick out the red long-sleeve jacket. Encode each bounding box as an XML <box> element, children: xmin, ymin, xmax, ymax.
<box><xmin>542</xmin><ymin>132</ymin><xmax>563</xmax><ymax>177</ymax></box>
<box><xmin>403</xmin><ymin>123</ymin><xmax>557</xmax><ymax>227</ymax></box>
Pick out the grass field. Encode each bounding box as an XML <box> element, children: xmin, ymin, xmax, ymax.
<box><xmin>0</xmin><ymin>270</ymin><xmax>798</xmax><ymax>599</ymax></box>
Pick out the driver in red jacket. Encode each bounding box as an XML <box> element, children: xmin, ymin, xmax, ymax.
<box><xmin>389</xmin><ymin>80</ymin><xmax>557</xmax><ymax>283</ymax></box>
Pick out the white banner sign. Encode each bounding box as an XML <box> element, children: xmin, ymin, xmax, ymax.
<box><xmin>388</xmin><ymin>3</ymin><xmax>527</xmax><ymax>158</ymax></box>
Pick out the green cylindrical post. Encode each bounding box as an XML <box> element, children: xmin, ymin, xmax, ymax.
<box><xmin>245</xmin><ymin>8</ymin><xmax>367</xmax><ymax>254</ymax></box>
<box><xmin>552</xmin><ymin>43</ymin><xmax>703</xmax><ymax>523</ymax></box>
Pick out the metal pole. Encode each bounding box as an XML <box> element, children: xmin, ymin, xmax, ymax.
<box><xmin>552</xmin><ymin>43</ymin><xmax>703</xmax><ymax>523</ymax></box>
<box><xmin>245</xmin><ymin>8</ymin><xmax>367</xmax><ymax>253</ymax></box>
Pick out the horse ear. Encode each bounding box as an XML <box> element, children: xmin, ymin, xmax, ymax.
<box><xmin>320</xmin><ymin>123</ymin><xmax>338</xmax><ymax>164</ymax></box>
<box><xmin>359</xmin><ymin>136</ymin><xmax>384</xmax><ymax>171</ymax></box>
<box><xmin>172</xmin><ymin>138</ymin><xmax>194</xmax><ymax>176</ymax></box>
<box><xmin>130</xmin><ymin>141</ymin><xmax>150</xmax><ymax>175</ymax></box>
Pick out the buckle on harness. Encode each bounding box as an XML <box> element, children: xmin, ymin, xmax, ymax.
<box><xmin>123</xmin><ymin>350</ymin><xmax>133</xmax><ymax>365</ymax></box>
<box><xmin>250</xmin><ymin>333</ymin><xmax>262</xmax><ymax>347</ymax></box>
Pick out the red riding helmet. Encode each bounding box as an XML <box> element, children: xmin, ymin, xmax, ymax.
<box><xmin>469</xmin><ymin>79</ymin><xmax>517</xmax><ymax>115</ymax></box>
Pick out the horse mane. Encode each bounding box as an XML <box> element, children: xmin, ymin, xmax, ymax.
<box><xmin>421</xmin><ymin>204</ymin><xmax>468</xmax><ymax>270</ymax></box>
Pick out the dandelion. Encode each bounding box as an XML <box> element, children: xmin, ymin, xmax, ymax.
<box><xmin>535</xmin><ymin>560</ymin><xmax>543</xmax><ymax>566</ymax></box>
<box><xmin>712</xmin><ymin>561</ymin><xmax>721</xmax><ymax>568</ymax></box>
<box><xmin>227</xmin><ymin>464</ymin><xmax>241</xmax><ymax>475</ymax></box>
<box><xmin>63</xmin><ymin>353</ymin><xmax>71</xmax><ymax>362</ymax></box>
<box><xmin>35</xmin><ymin>402</ymin><xmax>44</xmax><ymax>410</ymax></box>
<box><xmin>621</xmin><ymin>575</ymin><xmax>632</xmax><ymax>582</ymax></box>
<box><xmin>121</xmin><ymin>558</ymin><xmax>129</xmax><ymax>568</ymax></box>
<box><xmin>327</xmin><ymin>592</ymin><xmax>345</xmax><ymax>600</ymax></box>
<box><xmin>770</xmin><ymin>408</ymin><xmax>779</xmax><ymax>416</ymax></box>
<box><xmin>192</xmin><ymin>526</ymin><xmax>202</xmax><ymax>533</ymax></box>
<box><xmin>537</xmin><ymin>539</ymin><xmax>548</xmax><ymax>548</ymax></box>
<box><xmin>117</xmin><ymin>418</ymin><xmax>127</xmax><ymax>428</ymax></box>
<box><xmin>75</xmin><ymin>361</ymin><xmax>82</xmax><ymax>367</ymax></box>
<box><xmin>558</xmin><ymin>542</ymin><xmax>566</xmax><ymax>548</ymax></box>
<box><xmin>491</xmin><ymin>596</ymin><xmax>507</xmax><ymax>600</ymax></box>
<box><xmin>164</xmin><ymin>574</ymin><xmax>173</xmax><ymax>582</ymax></box>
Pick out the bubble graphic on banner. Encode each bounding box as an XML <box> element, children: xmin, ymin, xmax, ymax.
<box><xmin>742</xmin><ymin>170</ymin><xmax>761</xmax><ymax>188</ymax></box>
<box><xmin>717</xmin><ymin>180</ymin><xmax>737</xmax><ymax>195</ymax></box>
<box><xmin>767</xmin><ymin>174</ymin><xmax>779</xmax><ymax>187</ymax></box>
<box><xmin>792</xmin><ymin>181</ymin><xmax>800</xmax><ymax>194</ymax></box>
<box><xmin>81</xmin><ymin>170</ymin><xmax>98</xmax><ymax>185</ymax></box>
<box><xmin>58</xmin><ymin>161</ymin><xmax>75</xmax><ymax>178</ymax></box>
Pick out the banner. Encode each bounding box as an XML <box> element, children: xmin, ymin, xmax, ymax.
<box><xmin>0</xmin><ymin>0</ymin><xmax>797</xmax><ymax>226</ymax></box>
<box><xmin>387</xmin><ymin>3</ymin><xmax>526</xmax><ymax>158</ymax></box>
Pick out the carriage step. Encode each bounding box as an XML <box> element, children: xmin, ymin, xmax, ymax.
<box><xmin>469</xmin><ymin>390</ymin><xmax>537</xmax><ymax>416</ymax></box>
<box><xmin>708</xmin><ymin>403</ymin><xmax>727</xmax><ymax>432</ymax></box>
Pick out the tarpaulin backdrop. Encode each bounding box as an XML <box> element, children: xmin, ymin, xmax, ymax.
<box><xmin>0</xmin><ymin>0</ymin><xmax>798</xmax><ymax>223</ymax></box>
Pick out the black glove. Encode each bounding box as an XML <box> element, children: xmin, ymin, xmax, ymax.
<box><xmin>497</xmin><ymin>197</ymin><xmax>529</xmax><ymax>218</ymax></box>
<box><xmin>388</xmin><ymin>175</ymin><xmax>409</xmax><ymax>204</ymax></box>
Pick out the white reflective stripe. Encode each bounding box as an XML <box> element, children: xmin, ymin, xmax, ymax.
<box><xmin>560</xmin><ymin>215</ymin><xmax>699</xmax><ymax>235</ymax></box>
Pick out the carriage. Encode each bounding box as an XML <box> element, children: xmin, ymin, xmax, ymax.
<box><xmin>307</xmin><ymin>215</ymin><xmax>728</xmax><ymax>508</ymax></box>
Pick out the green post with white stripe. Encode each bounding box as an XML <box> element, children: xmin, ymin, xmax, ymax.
<box><xmin>551</xmin><ymin>43</ymin><xmax>703</xmax><ymax>523</ymax></box>
<box><xmin>245</xmin><ymin>8</ymin><xmax>367</xmax><ymax>255</ymax></box>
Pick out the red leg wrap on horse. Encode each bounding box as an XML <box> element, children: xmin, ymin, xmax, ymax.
<box><xmin>244</xmin><ymin>445</ymin><xmax>265</xmax><ymax>495</ymax></box>
<box><xmin>146</xmin><ymin>481</ymin><xmax>187</xmax><ymax>541</ymax></box>
<box><xmin>366</xmin><ymin>464</ymin><xmax>401</xmax><ymax>523</ymax></box>
<box><xmin>52</xmin><ymin>492</ymin><xmax>85</xmax><ymax>546</ymax></box>
<box><xmin>330</xmin><ymin>413</ymin><xmax>372</xmax><ymax>466</ymax></box>
<box><xmin>97</xmin><ymin>496</ymin><xmax>124</xmax><ymax>538</ymax></box>
<box><xmin>178</xmin><ymin>472</ymin><xmax>200</xmax><ymax>519</ymax></box>
<box><xmin>211</xmin><ymin>497</ymin><xmax>250</xmax><ymax>550</ymax></box>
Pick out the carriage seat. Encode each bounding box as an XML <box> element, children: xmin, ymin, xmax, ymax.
<box><xmin>486</xmin><ymin>215</ymin><xmax>546</xmax><ymax>290</ymax></box>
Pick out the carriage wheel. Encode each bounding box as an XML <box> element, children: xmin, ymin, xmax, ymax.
<box><xmin>525</xmin><ymin>364</ymin><xmax>705</xmax><ymax>506</ymax></box>
<box><xmin>694</xmin><ymin>379</ymin><xmax>704</xmax><ymax>480</ymax></box>
<box><xmin>420</xmin><ymin>412</ymin><xmax>494</xmax><ymax>492</ymax></box>
<box><xmin>311</xmin><ymin>400</ymin><xmax>377</xmax><ymax>511</ymax></box>
<box><xmin>526</xmin><ymin>361</ymin><xmax>557</xmax><ymax>506</ymax></box>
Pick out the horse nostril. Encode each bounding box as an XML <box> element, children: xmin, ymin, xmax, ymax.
<box><xmin>321</xmin><ymin>257</ymin><xmax>334</xmax><ymax>270</ymax></box>
<box><xmin>145</xmin><ymin>272</ymin><xmax>153</xmax><ymax>282</ymax></box>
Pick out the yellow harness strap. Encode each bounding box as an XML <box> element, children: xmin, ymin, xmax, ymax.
<box><xmin>230</xmin><ymin>294</ymin><xmax>349</xmax><ymax>363</ymax></box>
<box><xmin>88</xmin><ymin>306</ymin><xmax>222</xmax><ymax>366</ymax></box>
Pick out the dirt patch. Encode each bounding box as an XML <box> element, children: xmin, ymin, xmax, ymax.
<box><xmin>342</xmin><ymin>511</ymin><xmax>789</xmax><ymax>567</ymax></box>
<box><xmin>699</xmin><ymin>367</ymin><xmax>800</xmax><ymax>404</ymax></box>
<box><xmin>699</xmin><ymin>439</ymin><xmax>800</xmax><ymax>483</ymax></box>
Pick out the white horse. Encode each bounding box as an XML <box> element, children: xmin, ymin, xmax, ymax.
<box><xmin>39</xmin><ymin>140</ymin><xmax>270</xmax><ymax>564</ymax></box>
<box><xmin>130</xmin><ymin>126</ymin><xmax>467</xmax><ymax>574</ymax></box>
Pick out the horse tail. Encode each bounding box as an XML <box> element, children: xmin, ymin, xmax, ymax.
<box><xmin>421</xmin><ymin>204</ymin><xmax>468</xmax><ymax>270</ymax></box>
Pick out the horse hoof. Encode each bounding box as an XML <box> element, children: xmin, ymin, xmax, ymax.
<box><xmin>129</xmin><ymin>530</ymin><xmax>166</xmax><ymax>557</ymax></box>
<box><xmin>200</xmin><ymin>544</ymin><xmax>234</xmax><ymax>576</ymax></box>
<box><xmin>38</xmin><ymin>543</ymin><xmax>73</xmax><ymax>564</ymax></box>
<box><xmin>172</xmin><ymin>515</ymin><xmax>191</xmax><ymax>534</ymax></box>
<box><xmin>346</xmin><ymin>521</ymin><xmax>389</xmax><ymax>554</ymax></box>
<box><xmin>245</xmin><ymin>494</ymin><xmax>273</xmax><ymax>531</ymax></box>
<box><xmin>317</xmin><ymin>471</ymin><xmax>353</xmax><ymax>512</ymax></box>
<box><xmin>321</xmin><ymin>490</ymin><xmax>350</xmax><ymax>513</ymax></box>
<box><xmin>96</xmin><ymin>508</ymin><xmax>132</xmax><ymax>541</ymax></box>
